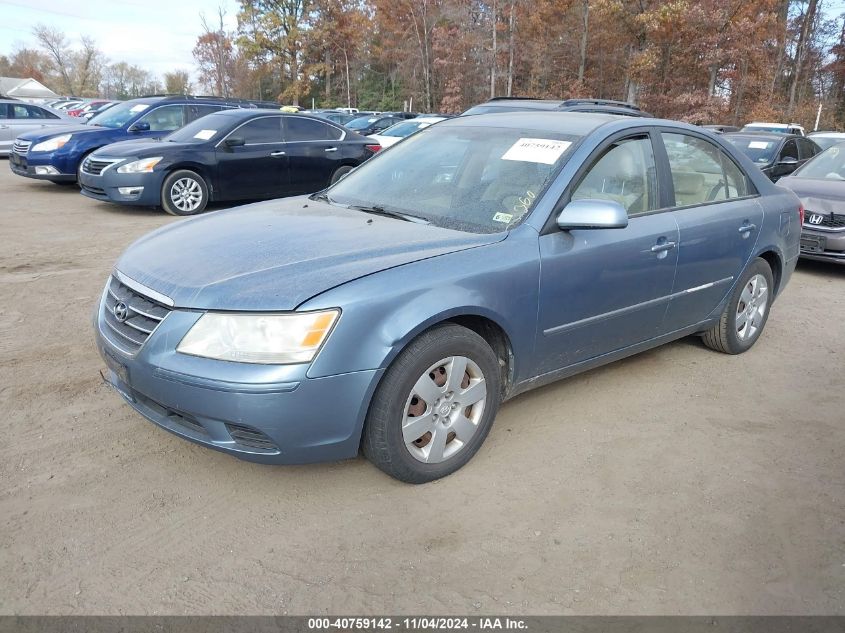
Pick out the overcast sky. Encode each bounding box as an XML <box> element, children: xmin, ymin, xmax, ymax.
<box><xmin>0</xmin><ymin>0</ymin><xmax>240</xmax><ymax>79</ymax></box>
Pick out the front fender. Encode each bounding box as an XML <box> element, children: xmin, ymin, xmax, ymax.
<box><xmin>299</xmin><ymin>227</ymin><xmax>541</xmax><ymax>384</ymax></box>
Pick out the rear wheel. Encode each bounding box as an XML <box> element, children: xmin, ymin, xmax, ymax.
<box><xmin>702</xmin><ymin>258</ymin><xmax>774</xmax><ymax>354</ymax></box>
<box><xmin>330</xmin><ymin>165</ymin><xmax>354</xmax><ymax>184</ymax></box>
<box><xmin>362</xmin><ymin>324</ymin><xmax>501</xmax><ymax>483</ymax></box>
<box><xmin>161</xmin><ymin>170</ymin><xmax>209</xmax><ymax>216</ymax></box>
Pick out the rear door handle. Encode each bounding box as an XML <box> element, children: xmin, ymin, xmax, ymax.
<box><xmin>738</xmin><ymin>223</ymin><xmax>757</xmax><ymax>233</ymax></box>
<box><xmin>270</xmin><ymin>151</ymin><xmax>286</xmax><ymax>157</ymax></box>
<box><xmin>650</xmin><ymin>241</ymin><xmax>677</xmax><ymax>253</ymax></box>
<box><xmin>324</xmin><ymin>147</ymin><xmax>338</xmax><ymax>153</ymax></box>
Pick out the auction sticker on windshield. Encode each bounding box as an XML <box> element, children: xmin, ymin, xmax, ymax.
<box><xmin>193</xmin><ymin>130</ymin><xmax>217</xmax><ymax>140</ymax></box>
<box><xmin>502</xmin><ymin>138</ymin><xmax>571</xmax><ymax>164</ymax></box>
<box><xmin>748</xmin><ymin>141</ymin><xmax>771</xmax><ymax>149</ymax></box>
<box><xmin>130</xmin><ymin>104</ymin><xmax>150</xmax><ymax>113</ymax></box>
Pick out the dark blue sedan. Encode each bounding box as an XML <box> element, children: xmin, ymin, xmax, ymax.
<box><xmin>79</xmin><ymin>109</ymin><xmax>379</xmax><ymax>215</ymax></box>
<box><xmin>95</xmin><ymin>112</ymin><xmax>801</xmax><ymax>483</ymax></box>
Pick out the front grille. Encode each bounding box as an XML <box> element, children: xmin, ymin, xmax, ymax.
<box><xmin>225</xmin><ymin>423</ymin><xmax>279</xmax><ymax>452</ymax></box>
<box><xmin>101</xmin><ymin>276</ymin><xmax>171</xmax><ymax>354</ymax></box>
<box><xmin>12</xmin><ymin>139</ymin><xmax>31</xmax><ymax>154</ymax></box>
<box><xmin>805</xmin><ymin>211</ymin><xmax>845</xmax><ymax>230</ymax></box>
<box><xmin>82</xmin><ymin>156</ymin><xmax>120</xmax><ymax>176</ymax></box>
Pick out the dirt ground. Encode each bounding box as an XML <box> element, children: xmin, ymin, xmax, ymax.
<box><xmin>0</xmin><ymin>161</ymin><xmax>843</xmax><ymax>616</ymax></box>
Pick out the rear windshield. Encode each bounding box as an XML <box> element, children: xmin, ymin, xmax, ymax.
<box><xmin>792</xmin><ymin>144</ymin><xmax>845</xmax><ymax>180</ymax></box>
<box><xmin>346</xmin><ymin>116</ymin><xmax>379</xmax><ymax>129</ymax></box>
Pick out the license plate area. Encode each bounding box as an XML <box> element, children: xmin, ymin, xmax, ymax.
<box><xmin>800</xmin><ymin>234</ymin><xmax>826</xmax><ymax>253</ymax></box>
<box><xmin>103</xmin><ymin>348</ymin><xmax>130</xmax><ymax>387</ymax></box>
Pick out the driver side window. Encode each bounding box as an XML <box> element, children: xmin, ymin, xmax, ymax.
<box><xmin>571</xmin><ymin>136</ymin><xmax>658</xmax><ymax>216</ymax></box>
<box><xmin>137</xmin><ymin>105</ymin><xmax>185</xmax><ymax>132</ymax></box>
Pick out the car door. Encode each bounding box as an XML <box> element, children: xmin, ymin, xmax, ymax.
<box><xmin>215</xmin><ymin>115</ymin><xmax>289</xmax><ymax>200</ymax></box>
<box><xmin>534</xmin><ymin>132</ymin><xmax>679</xmax><ymax>374</ymax></box>
<box><xmin>0</xmin><ymin>104</ymin><xmax>12</xmax><ymax>153</ymax></box>
<box><xmin>659</xmin><ymin>131</ymin><xmax>764</xmax><ymax>332</ymax></box>
<box><xmin>283</xmin><ymin>116</ymin><xmax>347</xmax><ymax>194</ymax></box>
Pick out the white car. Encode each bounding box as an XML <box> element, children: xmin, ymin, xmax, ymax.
<box><xmin>741</xmin><ymin>121</ymin><xmax>806</xmax><ymax>136</ymax></box>
<box><xmin>367</xmin><ymin>116</ymin><xmax>448</xmax><ymax>148</ymax></box>
<box><xmin>807</xmin><ymin>131</ymin><xmax>845</xmax><ymax>151</ymax></box>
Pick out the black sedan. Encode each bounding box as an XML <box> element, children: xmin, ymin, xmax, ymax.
<box><xmin>345</xmin><ymin>113</ymin><xmax>410</xmax><ymax>136</ymax></box>
<box><xmin>723</xmin><ymin>132</ymin><xmax>821</xmax><ymax>182</ymax></box>
<box><xmin>78</xmin><ymin>109</ymin><xmax>380</xmax><ymax>215</ymax></box>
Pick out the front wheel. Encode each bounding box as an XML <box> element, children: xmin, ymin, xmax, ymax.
<box><xmin>702</xmin><ymin>257</ymin><xmax>774</xmax><ymax>354</ymax></box>
<box><xmin>161</xmin><ymin>170</ymin><xmax>209</xmax><ymax>216</ymax></box>
<box><xmin>362</xmin><ymin>324</ymin><xmax>502</xmax><ymax>483</ymax></box>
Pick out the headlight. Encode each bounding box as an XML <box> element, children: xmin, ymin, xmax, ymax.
<box><xmin>176</xmin><ymin>310</ymin><xmax>339</xmax><ymax>364</ymax></box>
<box><xmin>116</xmin><ymin>157</ymin><xmax>163</xmax><ymax>174</ymax></box>
<box><xmin>31</xmin><ymin>134</ymin><xmax>72</xmax><ymax>152</ymax></box>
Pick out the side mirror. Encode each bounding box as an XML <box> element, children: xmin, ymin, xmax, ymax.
<box><xmin>773</xmin><ymin>155</ymin><xmax>799</xmax><ymax>176</ymax></box>
<box><xmin>556</xmin><ymin>199</ymin><xmax>629</xmax><ymax>231</ymax></box>
<box><xmin>129</xmin><ymin>121</ymin><xmax>150</xmax><ymax>132</ymax></box>
<box><xmin>224</xmin><ymin>136</ymin><xmax>245</xmax><ymax>148</ymax></box>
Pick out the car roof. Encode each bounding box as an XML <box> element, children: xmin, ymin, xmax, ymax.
<box><xmin>439</xmin><ymin>110</ymin><xmax>622</xmax><ymax>136</ymax></box>
<box><xmin>808</xmin><ymin>131</ymin><xmax>845</xmax><ymax>137</ymax></box>
<box><xmin>724</xmin><ymin>132</ymin><xmax>795</xmax><ymax>142</ymax></box>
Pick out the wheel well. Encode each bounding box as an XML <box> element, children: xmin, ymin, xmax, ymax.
<box><xmin>757</xmin><ymin>250</ymin><xmax>782</xmax><ymax>295</ymax></box>
<box><xmin>446</xmin><ymin>315</ymin><xmax>514</xmax><ymax>397</ymax></box>
<box><xmin>166</xmin><ymin>165</ymin><xmax>212</xmax><ymax>194</ymax></box>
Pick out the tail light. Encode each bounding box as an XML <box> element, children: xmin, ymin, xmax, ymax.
<box><xmin>365</xmin><ymin>144</ymin><xmax>381</xmax><ymax>153</ymax></box>
<box><xmin>798</xmin><ymin>204</ymin><xmax>804</xmax><ymax>226</ymax></box>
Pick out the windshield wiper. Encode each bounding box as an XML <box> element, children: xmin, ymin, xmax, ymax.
<box><xmin>309</xmin><ymin>191</ymin><xmax>333</xmax><ymax>203</ymax></box>
<box><xmin>348</xmin><ymin>204</ymin><xmax>429</xmax><ymax>224</ymax></box>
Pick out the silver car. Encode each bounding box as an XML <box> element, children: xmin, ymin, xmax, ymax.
<box><xmin>0</xmin><ymin>99</ymin><xmax>76</xmax><ymax>156</ymax></box>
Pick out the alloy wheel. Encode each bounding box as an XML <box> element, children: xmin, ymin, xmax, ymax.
<box><xmin>735</xmin><ymin>273</ymin><xmax>769</xmax><ymax>341</ymax></box>
<box><xmin>170</xmin><ymin>178</ymin><xmax>203</xmax><ymax>213</ymax></box>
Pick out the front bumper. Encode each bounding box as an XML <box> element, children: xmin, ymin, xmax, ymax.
<box><xmin>79</xmin><ymin>168</ymin><xmax>164</xmax><ymax>206</ymax></box>
<box><xmin>9</xmin><ymin>151</ymin><xmax>76</xmax><ymax>182</ymax></box>
<box><xmin>800</xmin><ymin>225</ymin><xmax>845</xmax><ymax>264</ymax></box>
<box><xmin>94</xmin><ymin>289</ymin><xmax>382</xmax><ymax>464</ymax></box>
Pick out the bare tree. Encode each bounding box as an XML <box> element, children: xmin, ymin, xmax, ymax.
<box><xmin>33</xmin><ymin>25</ymin><xmax>73</xmax><ymax>93</ymax></box>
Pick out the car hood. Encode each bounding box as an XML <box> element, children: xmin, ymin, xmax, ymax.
<box><xmin>18</xmin><ymin>123</ymin><xmax>108</xmax><ymax>142</ymax></box>
<box><xmin>93</xmin><ymin>139</ymin><xmax>177</xmax><ymax>158</ymax></box>
<box><xmin>115</xmin><ymin>197</ymin><xmax>505</xmax><ymax>311</ymax></box>
<box><xmin>778</xmin><ymin>177</ymin><xmax>845</xmax><ymax>213</ymax></box>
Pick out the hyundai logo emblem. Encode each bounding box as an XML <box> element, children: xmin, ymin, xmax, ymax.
<box><xmin>113</xmin><ymin>302</ymin><xmax>129</xmax><ymax>322</ymax></box>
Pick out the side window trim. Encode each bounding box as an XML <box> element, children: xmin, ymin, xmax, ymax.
<box><xmin>654</xmin><ymin>126</ymin><xmax>760</xmax><ymax>211</ymax></box>
<box><xmin>283</xmin><ymin>115</ymin><xmax>346</xmax><ymax>142</ymax></box>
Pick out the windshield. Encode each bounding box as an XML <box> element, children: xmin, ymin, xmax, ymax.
<box><xmin>725</xmin><ymin>136</ymin><xmax>778</xmax><ymax>164</ymax></box>
<box><xmin>346</xmin><ymin>116</ymin><xmax>378</xmax><ymax>130</ymax></box>
<box><xmin>88</xmin><ymin>101</ymin><xmax>151</xmax><ymax>128</ymax></box>
<box><xmin>381</xmin><ymin>120</ymin><xmax>437</xmax><ymax>138</ymax></box>
<box><xmin>326</xmin><ymin>125</ymin><xmax>580</xmax><ymax>233</ymax></box>
<box><xmin>741</xmin><ymin>125</ymin><xmax>787</xmax><ymax>134</ymax></box>
<box><xmin>791</xmin><ymin>144</ymin><xmax>845</xmax><ymax>180</ymax></box>
<box><xmin>166</xmin><ymin>113</ymin><xmax>228</xmax><ymax>143</ymax></box>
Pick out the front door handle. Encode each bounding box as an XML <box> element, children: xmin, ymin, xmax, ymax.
<box><xmin>324</xmin><ymin>147</ymin><xmax>338</xmax><ymax>153</ymax></box>
<box><xmin>650</xmin><ymin>241</ymin><xmax>677</xmax><ymax>253</ymax></box>
<box><xmin>738</xmin><ymin>223</ymin><xmax>757</xmax><ymax>233</ymax></box>
<box><xmin>270</xmin><ymin>151</ymin><xmax>286</xmax><ymax>157</ymax></box>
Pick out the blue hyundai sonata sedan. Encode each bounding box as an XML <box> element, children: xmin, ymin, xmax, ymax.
<box><xmin>95</xmin><ymin>112</ymin><xmax>802</xmax><ymax>483</ymax></box>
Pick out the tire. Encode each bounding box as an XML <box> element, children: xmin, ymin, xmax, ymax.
<box><xmin>161</xmin><ymin>170</ymin><xmax>209</xmax><ymax>216</ymax></box>
<box><xmin>362</xmin><ymin>323</ymin><xmax>502</xmax><ymax>484</ymax></box>
<box><xmin>702</xmin><ymin>257</ymin><xmax>774</xmax><ymax>354</ymax></box>
<box><xmin>330</xmin><ymin>165</ymin><xmax>354</xmax><ymax>184</ymax></box>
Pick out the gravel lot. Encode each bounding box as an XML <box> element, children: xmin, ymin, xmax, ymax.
<box><xmin>0</xmin><ymin>161</ymin><xmax>843</xmax><ymax>615</ymax></box>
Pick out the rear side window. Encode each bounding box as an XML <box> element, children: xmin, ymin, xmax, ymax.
<box><xmin>285</xmin><ymin>116</ymin><xmax>342</xmax><ymax>141</ymax></box>
<box><xmin>797</xmin><ymin>138</ymin><xmax>819</xmax><ymax>160</ymax></box>
<box><xmin>662</xmin><ymin>133</ymin><xmax>750</xmax><ymax>206</ymax></box>
<box><xmin>11</xmin><ymin>104</ymin><xmax>49</xmax><ymax>119</ymax></box>
<box><xmin>0</xmin><ymin>104</ymin><xmax>8</xmax><ymax>118</ymax></box>
<box><xmin>236</xmin><ymin>116</ymin><xmax>283</xmax><ymax>144</ymax></box>
<box><xmin>138</xmin><ymin>105</ymin><xmax>185</xmax><ymax>132</ymax></box>
<box><xmin>185</xmin><ymin>104</ymin><xmax>223</xmax><ymax>123</ymax></box>
<box><xmin>571</xmin><ymin>136</ymin><xmax>658</xmax><ymax>216</ymax></box>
